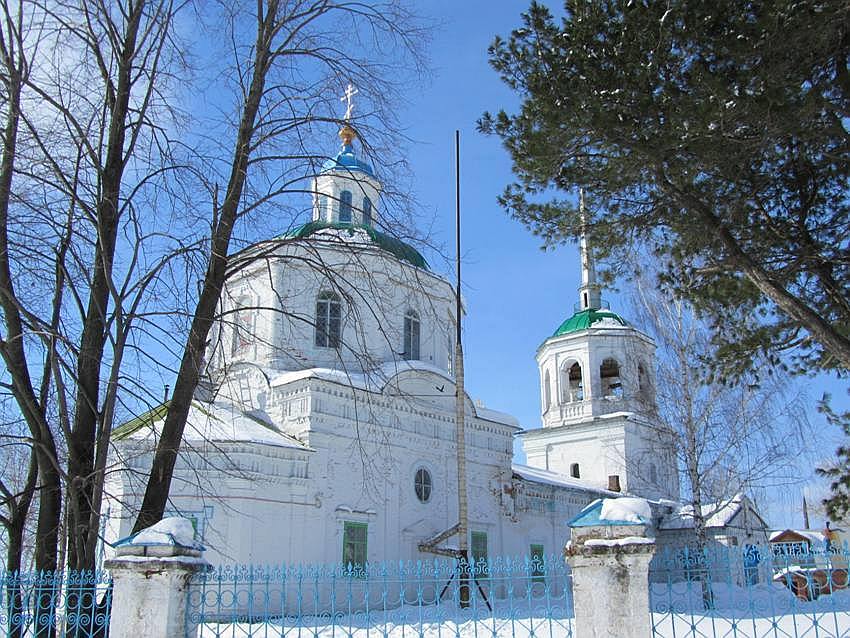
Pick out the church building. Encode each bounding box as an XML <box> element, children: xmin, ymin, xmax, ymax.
<box><xmin>105</xmin><ymin>113</ymin><xmax>764</xmax><ymax>568</ymax></box>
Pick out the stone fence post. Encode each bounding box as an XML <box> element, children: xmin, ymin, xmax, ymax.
<box><xmin>105</xmin><ymin>517</ymin><xmax>208</xmax><ymax>638</ymax></box>
<box><xmin>566</xmin><ymin>499</ymin><xmax>656</xmax><ymax>638</ymax></box>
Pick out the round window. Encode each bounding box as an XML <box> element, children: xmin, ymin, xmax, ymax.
<box><xmin>414</xmin><ymin>468</ymin><xmax>432</xmax><ymax>503</ymax></box>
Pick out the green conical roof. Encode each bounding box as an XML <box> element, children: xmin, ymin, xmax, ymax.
<box><xmin>552</xmin><ymin>308</ymin><xmax>628</xmax><ymax>337</ymax></box>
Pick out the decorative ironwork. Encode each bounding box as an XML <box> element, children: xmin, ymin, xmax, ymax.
<box><xmin>651</xmin><ymin>541</ymin><xmax>850</xmax><ymax>637</ymax></box>
<box><xmin>187</xmin><ymin>553</ymin><xmax>574</xmax><ymax>637</ymax></box>
<box><xmin>0</xmin><ymin>569</ymin><xmax>112</xmax><ymax>637</ymax></box>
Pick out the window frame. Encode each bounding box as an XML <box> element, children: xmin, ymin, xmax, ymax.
<box><xmin>363</xmin><ymin>196</ymin><xmax>372</xmax><ymax>226</ymax></box>
<box><xmin>403</xmin><ymin>310</ymin><xmax>421</xmax><ymax>360</ymax></box>
<box><xmin>231</xmin><ymin>296</ymin><xmax>253</xmax><ymax>356</ymax></box>
<box><xmin>530</xmin><ymin>543</ymin><xmax>545</xmax><ymax>582</ymax></box>
<box><xmin>342</xmin><ymin>521</ymin><xmax>368</xmax><ymax>574</ymax></box>
<box><xmin>315</xmin><ymin>291</ymin><xmax>342</xmax><ymax>349</ymax></box>
<box><xmin>339</xmin><ymin>190</ymin><xmax>353</xmax><ymax>222</ymax></box>
<box><xmin>414</xmin><ymin>467</ymin><xmax>432</xmax><ymax>503</ymax></box>
<box><xmin>471</xmin><ymin>531</ymin><xmax>488</xmax><ymax>576</ymax></box>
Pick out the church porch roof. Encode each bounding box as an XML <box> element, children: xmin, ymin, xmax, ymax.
<box><xmin>113</xmin><ymin>400</ymin><xmax>311</xmax><ymax>451</ymax></box>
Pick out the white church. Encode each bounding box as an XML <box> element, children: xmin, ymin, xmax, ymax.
<box><xmin>105</xmin><ymin>115</ymin><xmax>768</xmax><ymax>568</ymax></box>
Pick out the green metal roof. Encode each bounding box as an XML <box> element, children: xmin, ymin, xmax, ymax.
<box><xmin>283</xmin><ymin>221</ymin><xmax>428</xmax><ymax>270</ymax></box>
<box><xmin>113</xmin><ymin>401</ymin><xmax>171</xmax><ymax>440</ymax></box>
<box><xmin>552</xmin><ymin>308</ymin><xmax>628</xmax><ymax>337</ymax></box>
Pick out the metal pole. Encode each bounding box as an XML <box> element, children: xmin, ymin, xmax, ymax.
<box><xmin>454</xmin><ymin>130</ymin><xmax>470</xmax><ymax>607</ymax></box>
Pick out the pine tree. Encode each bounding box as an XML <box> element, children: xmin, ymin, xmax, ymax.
<box><xmin>480</xmin><ymin>0</ymin><xmax>850</xmax><ymax>377</ymax></box>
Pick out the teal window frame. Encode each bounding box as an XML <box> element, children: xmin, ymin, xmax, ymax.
<box><xmin>530</xmin><ymin>543</ymin><xmax>545</xmax><ymax>582</ymax></box>
<box><xmin>471</xmin><ymin>531</ymin><xmax>488</xmax><ymax>577</ymax></box>
<box><xmin>342</xmin><ymin>521</ymin><xmax>368</xmax><ymax>574</ymax></box>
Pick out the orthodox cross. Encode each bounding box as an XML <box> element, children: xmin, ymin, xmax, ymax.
<box><xmin>340</xmin><ymin>83</ymin><xmax>358</xmax><ymax>121</ymax></box>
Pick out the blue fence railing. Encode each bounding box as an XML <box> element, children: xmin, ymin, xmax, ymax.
<box><xmin>651</xmin><ymin>542</ymin><xmax>850</xmax><ymax>638</ymax></box>
<box><xmin>187</xmin><ymin>554</ymin><xmax>574</xmax><ymax>638</ymax></box>
<box><xmin>0</xmin><ymin>569</ymin><xmax>112</xmax><ymax>637</ymax></box>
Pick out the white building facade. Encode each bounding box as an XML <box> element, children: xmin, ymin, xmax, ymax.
<box><xmin>106</xmin><ymin>125</ymin><xmax>762</xmax><ymax>568</ymax></box>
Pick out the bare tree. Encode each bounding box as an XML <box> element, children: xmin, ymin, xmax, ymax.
<box><xmin>131</xmin><ymin>0</ymin><xmax>426</xmax><ymax>532</ymax></box>
<box><xmin>0</xmin><ymin>0</ymin><xmax>428</xmax><ymax>605</ymax></box>
<box><xmin>629</xmin><ymin>265</ymin><xmax>810</xmax><ymax>604</ymax></box>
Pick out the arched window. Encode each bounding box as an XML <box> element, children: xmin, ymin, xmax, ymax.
<box><xmin>339</xmin><ymin>190</ymin><xmax>353</xmax><ymax>222</ymax></box>
<box><xmin>403</xmin><ymin>310</ymin><xmax>420</xmax><ymax>360</ymax></box>
<box><xmin>543</xmin><ymin>370</ymin><xmax>552</xmax><ymax>411</ymax></box>
<box><xmin>649</xmin><ymin>463</ymin><xmax>658</xmax><ymax>485</ymax></box>
<box><xmin>363</xmin><ymin>197</ymin><xmax>372</xmax><ymax>226</ymax></box>
<box><xmin>570</xmin><ymin>463</ymin><xmax>580</xmax><ymax>479</ymax></box>
<box><xmin>600</xmin><ymin>358</ymin><xmax>623</xmax><ymax>399</ymax></box>
<box><xmin>315</xmin><ymin>291</ymin><xmax>341</xmax><ymax>348</ymax></box>
<box><xmin>638</xmin><ymin>362</ymin><xmax>652</xmax><ymax>402</ymax></box>
<box><xmin>561</xmin><ymin>362</ymin><xmax>584</xmax><ymax>403</ymax></box>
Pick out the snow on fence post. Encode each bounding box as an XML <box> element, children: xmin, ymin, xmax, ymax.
<box><xmin>566</xmin><ymin>497</ymin><xmax>656</xmax><ymax>638</ymax></box>
<box><xmin>105</xmin><ymin>517</ymin><xmax>209</xmax><ymax>638</ymax></box>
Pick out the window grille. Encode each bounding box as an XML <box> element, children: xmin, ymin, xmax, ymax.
<box><xmin>403</xmin><ymin>310</ymin><xmax>420</xmax><ymax>360</ymax></box>
<box><xmin>342</xmin><ymin>522</ymin><xmax>367</xmax><ymax>572</ymax></box>
<box><xmin>315</xmin><ymin>292</ymin><xmax>342</xmax><ymax>348</ymax></box>
<box><xmin>414</xmin><ymin>468</ymin><xmax>432</xmax><ymax>503</ymax></box>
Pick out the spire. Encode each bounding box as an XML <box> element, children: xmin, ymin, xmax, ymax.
<box><xmin>578</xmin><ymin>188</ymin><xmax>602</xmax><ymax>310</ymax></box>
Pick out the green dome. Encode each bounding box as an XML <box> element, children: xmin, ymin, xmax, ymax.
<box><xmin>284</xmin><ymin>221</ymin><xmax>428</xmax><ymax>270</ymax></box>
<box><xmin>552</xmin><ymin>308</ymin><xmax>628</xmax><ymax>337</ymax></box>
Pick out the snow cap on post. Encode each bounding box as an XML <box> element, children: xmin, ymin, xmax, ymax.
<box><xmin>566</xmin><ymin>497</ymin><xmax>656</xmax><ymax>554</ymax></box>
<box><xmin>114</xmin><ymin>516</ymin><xmax>204</xmax><ymax>558</ymax></box>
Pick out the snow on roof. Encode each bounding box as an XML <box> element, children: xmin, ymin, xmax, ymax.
<box><xmin>511</xmin><ymin>463</ymin><xmax>619</xmax><ymax>496</ymax></box>
<box><xmin>116</xmin><ymin>516</ymin><xmax>202</xmax><ymax>550</ymax></box>
<box><xmin>769</xmin><ymin>529</ymin><xmax>826</xmax><ymax>544</ymax></box>
<box><xmin>659</xmin><ymin>494</ymin><xmax>745</xmax><ymax>530</ymax></box>
<box><xmin>269</xmin><ymin>362</ymin><xmax>520</xmax><ymax>427</ymax></box>
<box><xmin>601</xmin><ymin>497</ymin><xmax>651</xmax><ymax>524</ymax></box>
<box><xmin>118</xmin><ymin>400</ymin><xmax>310</xmax><ymax>451</ymax></box>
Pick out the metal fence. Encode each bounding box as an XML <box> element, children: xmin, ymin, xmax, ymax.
<box><xmin>0</xmin><ymin>569</ymin><xmax>112</xmax><ymax>638</ymax></box>
<box><xmin>651</xmin><ymin>542</ymin><xmax>850</xmax><ymax>638</ymax></box>
<box><xmin>187</xmin><ymin>554</ymin><xmax>574</xmax><ymax>638</ymax></box>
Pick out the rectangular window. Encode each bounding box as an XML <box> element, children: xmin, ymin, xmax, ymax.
<box><xmin>471</xmin><ymin>531</ymin><xmax>488</xmax><ymax>577</ymax></box>
<box><xmin>342</xmin><ymin>522</ymin><xmax>367</xmax><ymax>574</ymax></box>
<box><xmin>530</xmin><ymin>543</ymin><xmax>545</xmax><ymax>582</ymax></box>
<box><xmin>403</xmin><ymin>313</ymin><xmax>420</xmax><ymax>360</ymax></box>
<box><xmin>339</xmin><ymin>190</ymin><xmax>353</xmax><ymax>222</ymax></box>
<box><xmin>231</xmin><ymin>297</ymin><xmax>252</xmax><ymax>356</ymax></box>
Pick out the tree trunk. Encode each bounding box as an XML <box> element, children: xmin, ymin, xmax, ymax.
<box><xmin>132</xmin><ymin>0</ymin><xmax>278</xmax><ymax>533</ymax></box>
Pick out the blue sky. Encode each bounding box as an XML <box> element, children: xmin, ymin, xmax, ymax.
<box><xmin>392</xmin><ymin>0</ymin><xmax>849</xmax><ymax>529</ymax></box>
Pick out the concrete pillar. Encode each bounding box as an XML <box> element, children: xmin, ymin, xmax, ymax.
<box><xmin>566</xmin><ymin>498</ymin><xmax>657</xmax><ymax>638</ymax></box>
<box><xmin>567</xmin><ymin>538</ymin><xmax>655</xmax><ymax>638</ymax></box>
<box><xmin>105</xmin><ymin>518</ymin><xmax>209</xmax><ymax>638</ymax></box>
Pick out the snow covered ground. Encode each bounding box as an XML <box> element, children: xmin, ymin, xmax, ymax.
<box><xmin>650</xmin><ymin>581</ymin><xmax>850</xmax><ymax>637</ymax></box>
<box><xmin>196</xmin><ymin>599</ymin><xmax>574</xmax><ymax>638</ymax></box>
<box><xmin>194</xmin><ymin>582</ymin><xmax>850</xmax><ymax>638</ymax></box>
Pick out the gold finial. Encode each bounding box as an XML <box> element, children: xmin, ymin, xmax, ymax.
<box><xmin>339</xmin><ymin>124</ymin><xmax>356</xmax><ymax>145</ymax></box>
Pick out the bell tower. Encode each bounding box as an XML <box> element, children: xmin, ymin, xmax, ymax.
<box><xmin>520</xmin><ymin>191</ymin><xmax>679</xmax><ymax>501</ymax></box>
